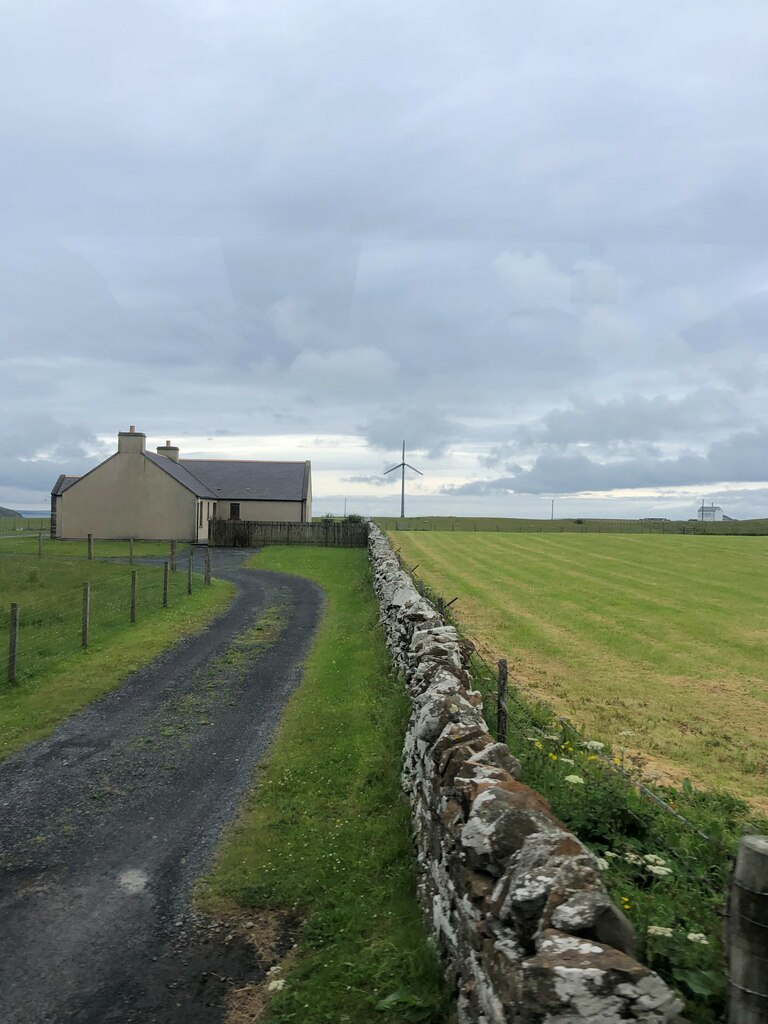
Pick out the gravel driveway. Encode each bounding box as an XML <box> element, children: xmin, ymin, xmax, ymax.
<box><xmin>0</xmin><ymin>548</ymin><xmax>323</xmax><ymax>1024</ymax></box>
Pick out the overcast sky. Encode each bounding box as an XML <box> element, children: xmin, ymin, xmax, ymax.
<box><xmin>2</xmin><ymin>0</ymin><xmax>767</xmax><ymax>519</ymax></box>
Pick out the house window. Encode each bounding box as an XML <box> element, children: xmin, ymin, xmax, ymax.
<box><xmin>230</xmin><ymin>502</ymin><xmax>240</xmax><ymax>520</ymax></box>
<box><xmin>212</xmin><ymin>502</ymin><xmax>217</xmax><ymax>518</ymax></box>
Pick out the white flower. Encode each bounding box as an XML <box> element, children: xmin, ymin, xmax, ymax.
<box><xmin>596</xmin><ymin>857</ymin><xmax>609</xmax><ymax>871</ymax></box>
<box><xmin>648</xmin><ymin>926</ymin><xmax>674</xmax><ymax>937</ymax></box>
<box><xmin>618</xmin><ymin>730</ymin><xmax>635</xmax><ymax>737</ymax></box>
<box><xmin>582</xmin><ymin>740</ymin><xmax>605</xmax><ymax>751</ymax></box>
<box><xmin>648</xmin><ymin>864</ymin><xmax>673</xmax><ymax>877</ymax></box>
<box><xmin>643</xmin><ymin>854</ymin><xmax>667</xmax><ymax>866</ymax></box>
<box><xmin>624</xmin><ymin>852</ymin><xmax>643</xmax><ymax>865</ymax></box>
<box><xmin>560</xmin><ymin>757</ymin><xmax>575</xmax><ymax>764</ymax></box>
<box><xmin>564</xmin><ymin>775</ymin><xmax>585</xmax><ymax>785</ymax></box>
<box><xmin>687</xmin><ymin>932</ymin><xmax>709</xmax><ymax>945</ymax></box>
<box><xmin>604</xmin><ymin>851</ymin><xmax>619</xmax><ymax>860</ymax></box>
<box><xmin>267</xmin><ymin>979</ymin><xmax>286</xmax><ymax>992</ymax></box>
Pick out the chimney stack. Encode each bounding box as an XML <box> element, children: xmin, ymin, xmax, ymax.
<box><xmin>156</xmin><ymin>439</ymin><xmax>180</xmax><ymax>463</ymax></box>
<box><xmin>118</xmin><ymin>426</ymin><xmax>146</xmax><ymax>454</ymax></box>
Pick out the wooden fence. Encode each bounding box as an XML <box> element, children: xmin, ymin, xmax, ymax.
<box><xmin>209</xmin><ymin>519</ymin><xmax>369</xmax><ymax>548</ymax></box>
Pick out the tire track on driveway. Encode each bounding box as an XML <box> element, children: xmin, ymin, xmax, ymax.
<box><xmin>0</xmin><ymin>548</ymin><xmax>323</xmax><ymax>1024</ymax></box>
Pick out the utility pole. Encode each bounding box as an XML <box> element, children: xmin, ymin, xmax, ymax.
<box><xmin>385</xmin><ymin>441</ymin><xmax>423</xmax><ymax>519</ymax></box>
<box><xmin>551</xmin><ymin>497</ymin><xmax>555</xmax><ymax>521</ymax></box>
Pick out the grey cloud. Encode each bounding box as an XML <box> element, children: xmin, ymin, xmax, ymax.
<box><xmin>448</xmin><ymin>426</ymin><xmax>768</xmax><ymax>495</ymax></box>
<box><xmin>362</xmin><ymin>408</ymin><xmax>458</xmax><ymax>460</ymax></box>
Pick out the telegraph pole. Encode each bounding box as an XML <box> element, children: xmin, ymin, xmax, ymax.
<box><xmin>385</xmin><ymin>441</ymin><xmax>423</xmax><ymax>519</ymax></box>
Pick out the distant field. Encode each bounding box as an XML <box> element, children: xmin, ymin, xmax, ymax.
<box><xmin>378</xmin><ymin>515</ymin><xmax>768</xmax><ymax>535</ymax></box>
<box><xmin>389</xmin><ymin>530</ymin><xmax>768</xmax><ymax>806</ymax></box>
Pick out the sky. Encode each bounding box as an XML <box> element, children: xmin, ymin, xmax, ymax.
<box><xmin>1</xmin><ymin>1</ymin><xmax>767</xmax><ymax>519</ymax></box>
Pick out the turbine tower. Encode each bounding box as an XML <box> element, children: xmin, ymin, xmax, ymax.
<box><xmin>385</xmin><ymin>441</ymin><xmax>423</xmax><ymax>519</ymax></box>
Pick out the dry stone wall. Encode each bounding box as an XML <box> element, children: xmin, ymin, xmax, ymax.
<box><xmin>368</xmin><ymin>524</ymin><xmax>684</xmax><ymax>1024</ymax></box>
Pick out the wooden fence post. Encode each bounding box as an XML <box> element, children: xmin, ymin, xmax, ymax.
<box><xmin>187</xmin><ymin>549</ymin><xmax>193</xmax><ymax>595</ymax></box>
<box><xmin>8</xmin><ymin>603</ymin><xmax>19</xmax><ymax>683</ymax></box>
<box><xmin>727</xmin><ymin>834</ymin><xmax>768</xmax><ymax>1023</ymax></box>
<box><xmin>38</xmin><ymin>532</ymin><xmax>43</xmax><ymax>558</ymax></box>
<box><xmin>204</xmin><ymin>547</ymin><xmax>211</xmax><ymax>586</ymax></box>
<box><xmin>497</xmin><ymin>659</ymin><xmax>508</xmax><ymax>744</ymax></box>
<box><xmin>436</xmin><ymin>596</ymin><xmax>445</xmax><ymax>616</ymax></box>
<box><xmin>170</xmin><ymin>540</ymin><xmax>177</xmax><ymax>571</ymax></box>
<box><xmin>87</xmin><ymin>534</ymin><xmax>93</xmax><ymax>560</ymax></box>
<box><xmin>130</xmin><ymin>571</ymin><xmax>137</xmax><ymax>623</ymax></box>
<box><xmin>129</xmin><ymin>537</ymin><xmax>134</xmax><ymax>565</ymax></box>
<box><xmin>81</xmin><ymin>583</ymin><xmax>90</xmax><ymax>647</ymax></box>
<box><xmin>162</xmin><ymin>562</ymin><xmax>169</xmax><ymax>608</ymax></box>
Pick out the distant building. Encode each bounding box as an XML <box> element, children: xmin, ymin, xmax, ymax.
<box><xmin>51</xmin><ymin>426</ymin><xmax>312</xmax><ymax>542</ymax></box>
<box><xmin>697</xmin><ymin>504</ymin><xmax>735</xmax><ymax>522</ymax></box>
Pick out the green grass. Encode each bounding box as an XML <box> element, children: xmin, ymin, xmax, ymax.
<box><xmin>390</xmin><ymin>531</ymin><xmax>768</xmax><ymax>807</ymax></box>
<box><xmin>197</xmin><ymin>547</ymin><xmax>447</xmax><ymax>1024</ymax></box>
<box><xmin>0</xmin><ymin>554</ymin><xmax>233</xmax><ymax>758</ymax></box>
<box><xmin>0</xmin><ymin>535</ymin><xmax>176</xmax><ymax>557</ymax></box>
<box><xmin>0</xmin><ymin>516</ymin><xmax>50</xmax><ymax>532</ymax></box>
<box><xmin>378</xmin><ymin>515</ymin><xmax>768</xmax><ymax>535</ymax></box>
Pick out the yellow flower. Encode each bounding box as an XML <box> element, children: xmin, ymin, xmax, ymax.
<box><xmin>613</xmin><ymin>758</ymin><xmax>621</xmax><ymax>766</ymax></box>
<box><xmin>548</xmin><ymin>753</ymin><xmax>558</xmax><ymax>761</ymax></box>
<box><xmin>534</xmin><ymin>740</ymin><xmax>543</xmax><ymax>750</ymax></box>
<box><xmin>587</xmin><ymin>754</ymin><xmax>598</xmax><ymax>762</ymax></box>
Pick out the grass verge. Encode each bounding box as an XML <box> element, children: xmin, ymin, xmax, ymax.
<box><xmin>197</xmin><ymin>547</ymin><xmax>447</xmax><ymax>1024</ymax></box>
<box><xmin>0</xmin><ymin>567</ymin><xmax>233</xmax><ymax>759</ymax></box>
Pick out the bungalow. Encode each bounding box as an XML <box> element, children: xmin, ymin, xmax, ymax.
<box><xmin>51</xmin><ymin>427</ymin><xmax>312</xmax><ymax>542</ymax></box>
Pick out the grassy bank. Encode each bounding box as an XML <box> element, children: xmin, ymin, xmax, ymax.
<box><xmin>390</xmin><ymin>531</ymin><xmax>768</xmax><ymax>804</ymax></box>
<box><xmin>198</xmin><ymin>547</ymin><xmax>447</xmax><ymax>1024</ymax></box>
<box><xmin>0</xmin><ymin>554</ymin><xmax>232</xmax><ymax>757</ymax></box>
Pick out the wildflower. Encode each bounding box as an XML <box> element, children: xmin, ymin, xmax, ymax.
<box><xmin>687</xmin><ymin>932</ymin><xmax>709</xmax><ymax>945</ymax></box>
<box><xmin>560</xmin><ymin>757</ymin><xmax>575</xmax><ymax>764</ymax></box>
<box><xmin>582</xmin><ymin>741</ymin><xmax>605</xmax><ymax>751</ymax></box>
<box><xmin>587</xmin><ymin>754</ymin><xmax>599</xmax><ymax>762</ymax></box>
<box><xmin>643</xmin><ymin>854</ymin><xmax>667</xmax><ymax>866</ymax></box>
<box><xmin>620</xmin><ymin>896</ymin><xmax>632</xmax><ymax>910</ymax></box>
<box><xmin>595</xmin><ymin>857</ymin><xmax>609</xmax><ymax>871</ymax></box>
<box><xmin>648</xmin><ymin>865</ymin><xmax>673</xmax><ymax>877</ymax></box>
<box><xmin>534</xmin><ymin>740</ymin><xmax>543</xmax><ymax>751</ymax></box>
<box><xmin>624</xmin><ymin>852</ymin><xmax>643</xmax><ymax>865</ymax></box>
<box><xmin>564</xmin><ymin>775</ymin><xmax>584</xmax><ymax>785</ymax></box>
<box><xmin>267</xmin><ymin>979</ymin><xmax>286</xmax><ymax>992</ymax></box>
<box><xmin>618</xmin><ymin>730</ymin><xmax>635</xmax><ymax>737</ymax></box>
<box><xmin>548</xmin><ymin>753</ymin><xmax>558</xmax><ymax>761</ymax></box>
<box><xmin>612</xmin><ymin>758</ymin><xmax>621</xmax><ymax>766</ymax></box>
<box><xmin>647</xmin><ymin>926</ymin><xmax>674</xmax><ymax>937</ymax></box>
<box><xmin>604</xmin><ymin>851</ymin><xmax>619</xmax><ymax>860</ymax></box>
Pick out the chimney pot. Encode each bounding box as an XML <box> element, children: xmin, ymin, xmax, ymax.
<box><xmin>166</xmin><ymin>440</ymin><xmax>171</xmax><ymax>446</ymax></box>
<box><xmin>129</xmin><ymin>425</ymin><xmax>135</xmax><ymax>433</ymax></box>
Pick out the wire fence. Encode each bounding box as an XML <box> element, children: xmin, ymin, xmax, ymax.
<box><xmin>2</xmin><ymin>556</ymin><xmax>208</xmax><ymax>686</ymax></box>
<box><xmin>0</xmin><ymin>517</ymin><xmax>50</xmax><ymax>533</ymax></box>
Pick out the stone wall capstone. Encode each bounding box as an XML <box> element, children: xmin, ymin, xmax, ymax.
<box><xmin>368</xmin><ymin>523</ymin><xmax>685</xmax><ymax>1024</ymax></box>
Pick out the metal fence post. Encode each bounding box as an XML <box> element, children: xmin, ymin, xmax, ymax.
<box><xmin>8</xmin><ymin>603</ymin><xmax>19</xmax><ymax>683</ymax></box>
<box><xmin>81</xmin><ymin>583</ymin><xmax>90</xmax><ymax>647</ymax></box>
<box><xmin>87</xmin><ymin>534</ymin><xmax>93</xmax><ymax>560</ymax></box>
<box><xmin>130</xmin><ymin>571</ymin><xmax>137</xmax><ymax>623</ymax></box>
<box><xmin>727</xmin><ymin>834</ymin><xmax>768</xmax><ymax>1023</ymax></box>
<box><xmin>497</xmin><ymin>659</ymin><xmax>508</xmax><ymax>745</ymax></box>
<box><xmin>187</xmin><ymin>549</ymin><xmax>193</xmax><ymax>596</ymax></box>
<box><xmin>204</xmin><ymin>547</ymin><xmax>211</xmax><ymax>586</ymax></box>
<box><xmin>162</xmin><ymin>562</ymin><xmax>169</xmax><ymax>608</ymax></box>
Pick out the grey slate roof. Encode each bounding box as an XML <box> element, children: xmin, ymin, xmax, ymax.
<box><xmin>144</xmin><ymin>453</ymin><xmax>217</xmax><ymax>498</ymax></box>
<box><xmin>179</xmin><ymin>460</ymin><xmax>309</xmax><ymax>501</ymax></box>
<box><xmin>51</xmin><ymin>475</ymin><xmax>81</xmax><ymax>496</ymax></box>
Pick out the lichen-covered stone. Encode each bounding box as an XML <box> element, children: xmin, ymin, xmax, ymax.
<box><xmin>368</xmin><ymin>524</ymin><xmax>682</xmax><ymax>1023</ymax></box>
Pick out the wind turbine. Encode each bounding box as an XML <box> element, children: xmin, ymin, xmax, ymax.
<box><xmin>385</xmin><ymin>441</ymin><xmax>423</xmax><ymax>519</ymax></box>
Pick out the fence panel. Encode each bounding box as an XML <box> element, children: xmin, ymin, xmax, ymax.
<box><xmin>209</xmin><ymin>519</ymin><xmax>369</xmax><ymax>548</ymax></box>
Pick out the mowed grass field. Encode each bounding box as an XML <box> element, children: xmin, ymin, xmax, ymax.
<box><xmin>390</xmin><ymin>531</ymin><xmax>768</xmax><ymax>806</ymax></box>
